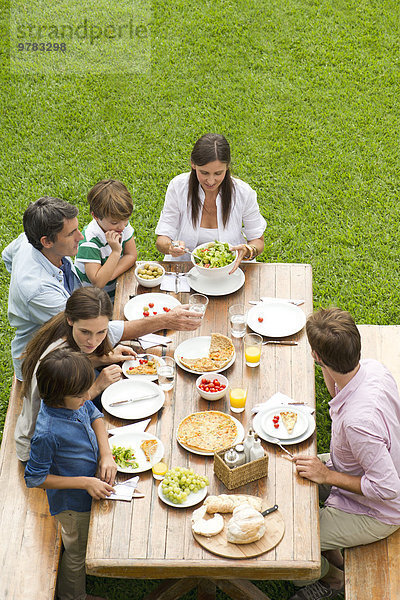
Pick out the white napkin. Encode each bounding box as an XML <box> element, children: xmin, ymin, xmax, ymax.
<box><xmin>251</xmin><ymin>392</ymin><xmax>314</xmax><ymax>415</ymax></box>
<box><xmin>160</xmin><ymin>273</ymin><xmax>190</xmax><ymax>293</ymax></box>
<box><xmin>108</xmin><ymin>418</ymin><xmax>151</xmax><ymax>436</ymax></box>
<box><xmin>260</xmin><ymin>297</ymin><xmax>304</xmax><ymax>306</ymax></box>
<box><xmin>138</xmin><ymin>333</ymin><xmax>172</xmax><ymax>350</ymax></box>
<box><xmin>109</xmin><ymin>476</ymin><xmax>139</xmax><ymax>502</ymax></box>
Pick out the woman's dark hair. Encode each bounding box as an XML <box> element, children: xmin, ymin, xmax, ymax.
<box><xmin>23</xmin><ymin>197</ymin><xmax>78</xmax><ymax>250</ymax></box>
<box><xmin>36</xmin><ymin>348</ymin><xmax>94</xmax><ymax>408</ymax></box>
<box><xmin>188</xmin><ymin>134</ymin><xmax>234</xmax><ymax>228</ymax></box>
<box><xmin>21</xmin><ymin>287</ymin><xmax>113</xmax><ymax>397</ymax></box>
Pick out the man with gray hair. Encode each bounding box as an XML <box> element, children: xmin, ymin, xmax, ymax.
<box><xmin>3</xmin><ymin>196</ymin><xmax>201</xmax><ymax>380</ymax></box>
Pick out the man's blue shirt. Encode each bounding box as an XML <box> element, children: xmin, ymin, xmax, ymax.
<box><xmin>2</xmin><ymin>233</ymin><xmax>81</xmax><ymax>379</ymax></box>
<box><xmin>24</xmin><ymin>400</ymin><xmax>103</xmax><ymax>516</ymax></box>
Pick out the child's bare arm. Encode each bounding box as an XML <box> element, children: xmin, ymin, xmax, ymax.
<box><xmin>91</xmin><ymin>417</ymin><xmax>118</xmax><ymax>484</ymax></box>
<box><xmin>84</xmin><ymin>231</ymin><xmax>122</xmax><ymax>288</ymax></box>
<box><xmin>107</xmin><ymin>235</ymin><xmax>137</xmax><ymax>279</ymax></box>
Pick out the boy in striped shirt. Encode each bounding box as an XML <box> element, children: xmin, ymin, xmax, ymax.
<box><xmin>75</xmin><ymin>179</ymin><xmax>137</xmax><ymax>299</ymax></box>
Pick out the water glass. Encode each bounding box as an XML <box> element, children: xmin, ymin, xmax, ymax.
<box><xmin>244</xmin><ymin>333</ymin><xmax>263</xmax><ymax>367</ymax></box>
<box><xmin>229</xmin><ymin>384</ymin><xmax>248</xmax><ymax>413</ymax></box>
<box><xmin>188</xmin><ymin>293</ymin><xmax>209</xmax><ymax>317</ymax></box>
<box><xmin>157</xmin><ymin>356</ymin><xmax>176</xmax><ymax>391</ymax></box>
<box><xmin>228</xmin><ymin>304</ymin><xmax>248</xmax><ymax>338</ymax></box>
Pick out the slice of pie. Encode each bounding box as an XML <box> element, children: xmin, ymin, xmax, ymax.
<box><xmin>140</xmin><ymin>439</ymin><xmax>158</xmax><ymax>461</ymax></box>
<box><xmin>180</xmin><ymin>333</ymin><xmax>234</xmax><ymax>372</ymax></box>
<box><xmin>280</xmin><ymin>411</ymin><xmax>298</xmax><ymax>434</ymax></box>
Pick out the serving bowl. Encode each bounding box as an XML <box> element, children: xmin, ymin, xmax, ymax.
<box><xmin>191</xmin><ymin>242</ymin><xmax>237</xmax><ymax>279</ymax></box>
<box><xmin>135</xmin><ymin>262</ymin><xmax>165</xmax><ymax>288</ymax></box>
<box><xmin>196</xmin><ymin>373</ymin><xmax>228</xmax><ymax>401</ymax></box>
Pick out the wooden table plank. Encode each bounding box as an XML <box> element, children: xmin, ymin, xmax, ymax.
<box><xmin>86</xmin><ymin>262</ymin><xmax>320</xmax><ymax>582</ymax></box>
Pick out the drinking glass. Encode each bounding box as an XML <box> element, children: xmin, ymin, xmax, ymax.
<box><xmin>188</xmin><ymin>293</ymin><xmax>209</xmax><ymax>317</ymax></box>
<box><xmin>244</xmin><ymin>333</ymin><xmax>263</xmax><ymax>367</ymax></box>
<box><xmin>228</xmin><ymin>304</ymin><xmax>248</xmax><ymax>338</ymax></box>
<box><xmin>157</xmin><ymin>356</ymin><xmax>176</xmax><ymax>391</ymax></box>
<box><xmin>229</xmin><ymin>384</ymin><xmax>248</xmax><ymax>413</ymax></box>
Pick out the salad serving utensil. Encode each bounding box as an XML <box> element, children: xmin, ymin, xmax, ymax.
<box><xmin>109</xmin><ymin>393</ymin><xmax>158</xmax><ymax>407</ymax></box>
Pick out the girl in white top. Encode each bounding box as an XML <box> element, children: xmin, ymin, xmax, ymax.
<box><xmin>155</xmin><ymin>133</ymin><xmax>266</xmax><ymax>273</ymax></box>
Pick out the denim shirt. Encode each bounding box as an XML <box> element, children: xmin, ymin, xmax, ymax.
<box><xmin>24</xmin><ymin>400</ymin><xmax>103</xmax><ymax>516</ymax></box>
<box><xmin>2</xmin><ymin>233</ymin><xmax>81</xmax><ymax>379</ymax></box>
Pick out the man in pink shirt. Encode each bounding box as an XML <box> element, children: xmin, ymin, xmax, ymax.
<box><xmin>290</xmin><ymin>307</ymin><xmax>400</xmax><ymax>600</ymax></box>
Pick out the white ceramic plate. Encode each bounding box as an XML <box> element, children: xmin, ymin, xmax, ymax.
<box><xmin>122</xmin><ymin>354</ymin><xmax>165</xmax><ymax>382</ymax></box>
<box><xmin>176</xmin><ymin>414</ymin><xmax>244</xmax><ymax>456</ymax></box>
<box><xmin>109</xmin><ymin>431</ymin><xmax>164</xmax><ymax>473</ymax></box>
<box><xmin>247</xmin><ymin>301</ymin><xmax>306</xmax><ymax>338</ymax></box>
<box><xmin>253</xmin><ymin>405</ymin><xmax>315</xmax><ymax>446</ymax></box>
<box><xmin>187</xmin><ymin>267</ymin><xmax>245</xmax><ymax>296</ymax></box>
<box><xmin>158</xmin><ymin>483</ymin><xmax>208</xmax><ymax>508</ymax></box>
<box><xmin>174</xmin><ymin>336</ymin><xmax>236</xmax><ymax>374</ymax></box>
<box><xmin>124</xmin><ymin>293</ymin><xmax>181</xmax><ymax>321</ymax></box>
<box><xmin>101</xmin><ymin>379</ymin><xmax>165</xmax><ymax>420</ymax></box>
<box><xmin>261</xmin><ymin>407</ymin><xmax>309</xmax><ymax>440</ymax></box>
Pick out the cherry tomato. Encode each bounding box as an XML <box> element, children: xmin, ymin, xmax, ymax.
<box><xmin>153</xmin><ymin>311</ymin><xmax>157</xmax><ymax>315</ymax></box>
<box><xmin>258</xmin><ymin>317</ymin><xmax>264</xmax><ymax>323</ymax></box>
<box><xmin>149</xmin><ymin>302</ymin><xmax>154</xmax><ymax>308</ymax></box>
<box><xmin>274</xmin><ymin>423</ymin><xmax>280</xmax><ymax>429</ymax></box>
<box><xmin>143</xmin><ymin>311</ymin><xmax>149</xmax><ymax>317</ymax></box>
<box><xmin>213</xmin><ymin>379</ymin><xmax>219</xmax><ymax>386</ymax></box>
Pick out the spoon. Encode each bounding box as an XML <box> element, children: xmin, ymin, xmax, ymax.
<box><xmin>269</xmin><ymin>438</ymin><xmax>294</xmax><ymax>459</ymax></box>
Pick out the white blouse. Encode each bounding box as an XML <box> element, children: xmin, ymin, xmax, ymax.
<box><xmin>155</xmin><ymin>172</ymin><xmax>266</xmax><ymax>261</ymax></box>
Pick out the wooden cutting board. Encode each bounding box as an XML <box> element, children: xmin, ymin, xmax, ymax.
<box><xmin>192</xmin><ymin>496</ymin><xmax>285</xmax><ymax>559</ymax></box>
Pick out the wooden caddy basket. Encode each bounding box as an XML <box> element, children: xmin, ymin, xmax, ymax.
<box><xmin>213</xmin><ymin>447</ymin><xmax>269</xmax><ymax>490</ymax></box>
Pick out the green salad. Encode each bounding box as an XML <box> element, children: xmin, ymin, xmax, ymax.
<box><xmin>112</xmin><ymin>445</ymin><xmax>139</xmax><ymax>469</ymax></box>
<box><xmin>193</xmin><ymin>241</ymin><xmax>235</xmax><ymax>268</ymax></box>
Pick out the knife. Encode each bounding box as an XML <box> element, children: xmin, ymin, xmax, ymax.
<box><xmin>261</xmin><ymin>504</ymin><xmax>278</xmax><ymax>516</ymax></box>
<box><xmin>262</xmin><ymin>340</ymin><xmax>298</xmax><ymax>346</ymax></box>
<box><xmin>109</xmin><ymin>393</ymin><xmax>158</xmax><ymax>407</ymax></box>
<box><xmin>249</xmin><ymin>299</ymin><xmax>304</xmax><ymax>306</ymax></box>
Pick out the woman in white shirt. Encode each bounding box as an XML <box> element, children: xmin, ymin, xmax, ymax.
<box><xmin>155</xmin><ymin>134</ymin><xmax>266</xmax><ymax>273</ymax></box>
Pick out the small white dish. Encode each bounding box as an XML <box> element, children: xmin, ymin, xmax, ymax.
<box><xmin>109</xmin><ymin>431</ymin><xmax>164</xmax><ymax>474</ymax></box>
<box><xmin>124</xmin><ymin>293</ymin><xmax>181</xmax><ymax>321</ymax></box>
<box><xmin>158</xmin><ymin>483</ymin><xmax>208</xmax><ymax>508</ymax></box>
<box><xmin>247</xmin><ymin>301</ymin><xmax>306</xmax><ymax>338</ymax></box>
<box><xmin>122</xmin><ymin>354</ymin><xmax>165</xmax><ymax>382</ymax></box>
<box><xmin>135</xmin><ymin>262</ymin><xmax>165</xmax><ymax>288</ymax></box>
<box><xmin>261</xmin><ymin>407</ymin><xmax>309</xmax><ymax>440</ymax></box>
<box><xmin>196</xmin><ymin>373</ymin><xmax>228</xmax><ymax>401</ymax></box>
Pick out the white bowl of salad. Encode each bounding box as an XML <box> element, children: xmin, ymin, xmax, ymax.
<box><xmin>191</xmin><ymin>241</ymin><xmax>237</xmax><ymax>279</ymax></box>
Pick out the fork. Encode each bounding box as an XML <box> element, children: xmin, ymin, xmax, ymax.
<box><xmin>269</xmin><ymin>437</ymin><xmax>295</xmax><ymax>458</ymax></box>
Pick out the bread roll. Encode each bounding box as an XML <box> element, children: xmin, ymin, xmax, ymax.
<box><xmin>191</xmin><ymin>505</ymin><xmax>224</xmax><ymax>537</ymax></box>
<box><xmin>226</xmin><ymin>503</ymin><xmax>266</xmax><ymax>544</ymax></box>
<box><xmin>204</xmin><ymin>494</ymin><xmax>262</xmax><ymax>514</ymax></box>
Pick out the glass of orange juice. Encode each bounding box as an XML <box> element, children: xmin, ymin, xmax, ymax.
<box><xmin>229</xmin><ymin>385</ymin><xmax>248</xmax><ymax>413</ymax></box>
<box><xmin>244</xmin><ymin>333</ymin><xmax>262</xmax><ymax>367</ymax></box>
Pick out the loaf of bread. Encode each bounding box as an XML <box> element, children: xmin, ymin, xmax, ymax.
<box><xmin>226</xmin><ymin>503</ymin><xmax>266</xmax><ymax>544</ymax></box>
<box><xmin>204</xmin><ymin>494</ymin><xmax>262</xmax><ymax>514</ymax></box>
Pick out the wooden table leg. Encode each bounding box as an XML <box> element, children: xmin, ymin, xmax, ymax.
<box><xmin>213</xmin><ymin>579</ymin><xmax>272</xmax><ymax>600</ymax></box>
<box><xmin>198</xmin><ymin>578</ymin><xmax>216</xmax><ymax>600</ymax></box>
<box><xmin>141</xmin><ymin>578</ymin><xmax>200</xmax><ymax>600</ymax></box>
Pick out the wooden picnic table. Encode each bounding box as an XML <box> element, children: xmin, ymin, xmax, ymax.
<box><xmin>86</xmin><ymin>261</ymin><xmax>320</xmax><ymax>600</ymax></box>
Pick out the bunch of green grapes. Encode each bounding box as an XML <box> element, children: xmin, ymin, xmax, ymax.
<box><xmin>161</xmin><ymin>467</ymin><xmax>209</xmax><ymax>504</ymax></box>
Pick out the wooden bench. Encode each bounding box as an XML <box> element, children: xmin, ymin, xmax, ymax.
<box><xmin>344</xmin><ymin>325</ymin><xmax>400</xmax><ymax>599</ymax></box>
<box><xmin>0</xmin><ymin>377</ymin><xmax>61</xmax><ymax>600</ymax></box>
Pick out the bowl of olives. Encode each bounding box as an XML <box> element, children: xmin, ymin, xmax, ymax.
<box><xmin>135</xmin><ymin>262</ymin><xmax>165</xmax><ymax>288</ymax></box>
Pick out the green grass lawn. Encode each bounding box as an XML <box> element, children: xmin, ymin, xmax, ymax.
<box><xmin>1</xmin><ymin>0</ymin><xmax>399</xmax><ymax>597</ymax></box>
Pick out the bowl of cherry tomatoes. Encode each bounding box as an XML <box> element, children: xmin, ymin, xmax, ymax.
<box><xmin>196</xmin><ymin>373</ymin><xmax>228</xmax><ymax>401</ymax></box>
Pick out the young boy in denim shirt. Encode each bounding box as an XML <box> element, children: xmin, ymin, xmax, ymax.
<box><xmin>25</xmin><ymin>348</ymin><xmax>117</xmax><ymax>600</ymax></box>
<box><xmin>75</xmin><ymin>179</ymin><xmax>137</xmax><ymax>299</ymax></box>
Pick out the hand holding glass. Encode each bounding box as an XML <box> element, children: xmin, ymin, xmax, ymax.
<box><xmin>188</xmin><ymin>293</ymin><xmax>209</xmax><ymax>317</ymax></box>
